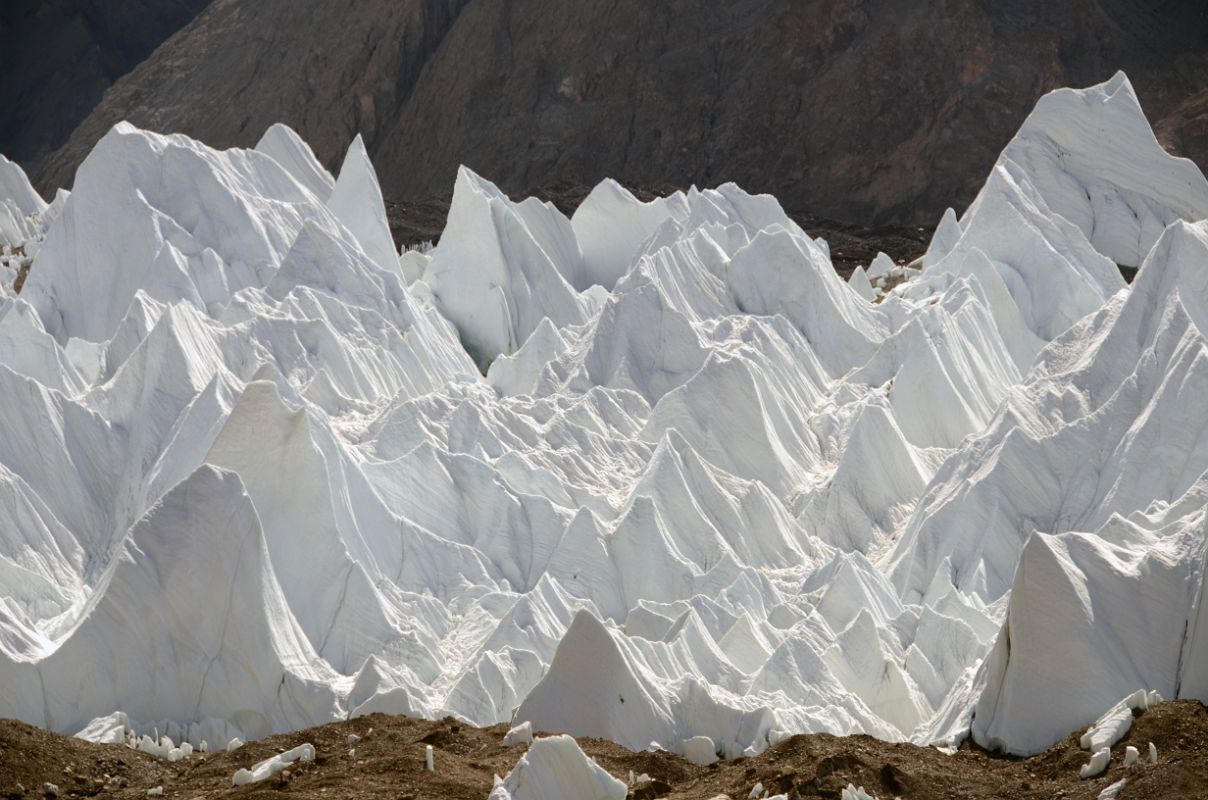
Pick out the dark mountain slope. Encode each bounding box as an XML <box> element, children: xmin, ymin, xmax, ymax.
<box><xmin>0</xmin><ymin>0</ymin><xmax>211</xmax><ymax>173</ymax></box>
<box><xmin>30</xmin><ymin>0</ymin><xmax>1208</xmax><ymax>225</ymax></box>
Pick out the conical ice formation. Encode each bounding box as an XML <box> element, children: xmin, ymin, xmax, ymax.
<box><xmin>0</xmin><ymin>75</ymin><xmax>1206</xmax><ymax>762</ymax></box>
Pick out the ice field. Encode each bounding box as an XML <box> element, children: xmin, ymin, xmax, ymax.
<box><xmin>0</xmin><ymin>73</ymin><xmax>1206</xmax><ymax>771</ymax></box>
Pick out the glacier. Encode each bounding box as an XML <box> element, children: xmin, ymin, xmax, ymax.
<box><xmin>0</xmin><ymin>71</ymin><xmax>1206</xmax><ymax>763</ymax></box>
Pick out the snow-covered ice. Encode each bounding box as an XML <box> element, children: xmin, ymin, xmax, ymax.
<box><xmin>488</xmin><ymin>735</ymin><xmax>626</xmax><ymax>800</ymax></box>
<box><xmin>0</xmin><ymin>73</ymin><xmax>1207</xmax><ymax>763</ymax></box>
<box><xmin>1079</xmin><ymin>690</ymin><xmax>1159</xmax><ymax>752</ymax></box>
<box><xmin>679</xmin><ymin>735</ymin><xmax>720</xmax><ymax>766</ymax></box>
<box><xmin>1123</xmin><ymin>745</ymin><xmax>1139</xmax><ymax>767</ymax></box>
<box><xmin>1080</xmin><ymin>748</ymin><xmax>1111</xmax><ymax>779</ymax></box>
<box><xmin>231</xmin><ymin>743</ymin><xmax>315</xmax><ymax>786</ymax></box>
<box><xmin>504</xmin><ymin>721</ymin><xmax>534</xmax><ymax>747</ymax></box>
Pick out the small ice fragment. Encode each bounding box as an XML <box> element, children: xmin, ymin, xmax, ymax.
<box><xmin>146</xmin><ymin>788</ymin><xmax>163</xmax><ymax>797</ymax></box>
<box><xmin>1148</xmin><ymin>742</ymin><xmax>1157</xmax><ymax>764</ymax></box>
<box><xmin>503</xmin><ymin>721</ymin><xmax>533</xmax><ymax>747</ymax></box>
<box><xmin>231</xmin><ymin>744</ymin><xmax>314</xmax><ymax>786</ymax></box>
<box><xmin>1123</xmin><ymin>745</ymin><xmax>1138</xmax><ymax>767</ymax></box>
<box><xmin>347</xmin><ymin>734</ymin><xmax>360</xmax><ymax>745</ymax></box>
<box><xmin>1080</xmin><ymin>747</ymin><xmax>1110</xmax><ymax>779</ymax></box>
<box><xmin>425</xmin><ymin>743</ymin><xmax>434</xmax><ymax>771</ymax></box>
<box><xmin>679</xmin><ymin>735</ymin><xmax>718</xmax><ymax>766</ymax></box>
<box><xmin>226</xmin><ymin>737</ymin><xmax>244</xmax><ymax>752</ymax></box>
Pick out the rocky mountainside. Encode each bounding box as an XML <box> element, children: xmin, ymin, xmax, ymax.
<box><xmin>0</xmin><ymin>0</ymin><xmax>211</xmax><ymax>172</ymax></box>
<box><xmin>24</xmin><ymin>0</ymin><xmax>1208</xmax><ymax>225</ymax></box>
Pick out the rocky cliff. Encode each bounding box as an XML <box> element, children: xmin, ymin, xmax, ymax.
<box><xmin>0</xmin><ymin>0</ymin><xmax>211</xmax><ymax>171</ymax></box>
<box><xmin>24</xmin><ymin>0</ymin><xmax>1208</xmax><ymax>224</ymax></box>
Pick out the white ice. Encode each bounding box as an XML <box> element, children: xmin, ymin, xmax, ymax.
<box><xmin>0</xmin><ymin>72</ymin><xmax>1206</xmax><ymax>765</ymax></box>
<box><xmin>489</xmin><ymin>735</ymin><xmax>626</xmax><ymax>800</ymax></box>
<box><xmin>231</xmin><ymin>743</ymin><xmax>315</xmax><ymax>786</ymax></box>
<box><xmin>1080</xmin><ymin>748</ymin><xmax>1111</xmax><ymax>779</ymax></box>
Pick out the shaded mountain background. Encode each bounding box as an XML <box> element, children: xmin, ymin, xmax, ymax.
<box><xmin>7</xmin><ymin>0</ymin><xmax>1208</xmax><ymax>225</ymax></box>
<box><xmin>0</xmin><ymin>0</ymin><xmax>212</xmax><ymax>171</ymax></box>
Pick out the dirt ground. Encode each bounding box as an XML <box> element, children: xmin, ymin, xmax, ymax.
<box><xmin>2</xmin><ymin>700</ymin><xmax>1205</xmax><ymax>800</ymax></box>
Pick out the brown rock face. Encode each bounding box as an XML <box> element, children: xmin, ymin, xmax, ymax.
<box><xmin>29</xmin><ymin>0</ymin><xmax>1208</xmax><ymax>225</ymax></box>
<box><xmin>32</xmin><ymin>0</ymin><xmax>473</xmax><ymax>197</ymax></box>
<box><xmin>0</xmin><ymin>0</ymin><xmax>211</xmax><ymax>173</ymax></box>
